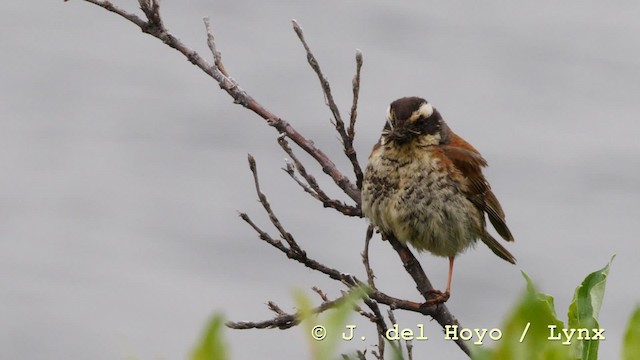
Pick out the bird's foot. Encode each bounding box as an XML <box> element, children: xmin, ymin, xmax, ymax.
<box><xmin>421</xmin><ymin>289</ymin><xmax>450</xmax><ymax>307</ymax></box>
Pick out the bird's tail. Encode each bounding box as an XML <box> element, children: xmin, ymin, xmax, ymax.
<box><xmin>481</xmin><ymin>232</ymin><xmax>516</xmax><ymax>264</ymax></box>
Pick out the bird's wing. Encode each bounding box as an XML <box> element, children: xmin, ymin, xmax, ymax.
<box><xmin>441</xmin><ymin>134</ymin><xmax>514</xmax><ymax>242</ymax></box>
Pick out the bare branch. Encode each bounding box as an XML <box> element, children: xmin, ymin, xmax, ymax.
<box><xmin>385</xmin><ymin>235</ymin><xmax>470</xmax><ymax>356</ymax></box>
<box><xmin>203</xmin><ymin>17</ymin><xmax>229</xmax><ymax>77</ymax></box>
<box><xmin>282</xmin><ymin>162</ymin><xmax>324</xmax><ymax>201</ymax></box>
<box><xmin>385</xmin><ymin>236</ymin><xmax>437</xmax><ymax>301</ymax></box>
<box><xmin>240</xmin><ymin>161</ymin><xmax>472</xmax><ymax>354</ymax></box>
<box><xmin>362</xmin><ymin>226</ymin><xmax>391</xmax><ymax>358</ymax></box>
<box><xmin>69</xmin><ymin>0</ymin><xmax>360</xmax><ymax>204</ymax></box>
<box><xmin>226</xmin><ymin>314</ymin><xmax>297</xmax><ymax>330</ymax></box>
<box><xmin>267</xmin><ymin>301</ymin><xmax>286</xmax><ymax>316</ymax></box>
<box><xmin>241</xmin><ymin>156</ymin><xmax>357</xmax><ymax>285</ymax></box>
<box><xmin>362</xmin><ymin>297</ymin><xmax>388</xmax><ymax>358</ymax></box>
<box><xmin>138</xmin><ymin>0</ymin><xmax>162</xmax><ymax>29</ymax></box>
<box><xmin>239</xmin><ymin>203</ymin><xmax>458</xmax><ymax>324</ymax></box>
<box><xmin>68</xmin><ymin>4</ymin><xmax>474</xmax><ymax>357</ymax></box>
<box><xmin>292</xmin><ymin>20</ymin><xmax>363</xmax><ymax>194</ymax></box>
<box><xmin>226</xmin><ymin>288</ymin><xmax>362</xmax><ymax>330</ymax></box>
<box><xmin>291</xmin><ymin>20</ymin><xmax>345</xmax><ymax>135</ymax></box>
<box><xmin>371</xmin><ymin>350</ymin><xmax>382</xmax><ymax>360</ymax></box>
<box><xmin>247</xmin><ymin>154</ymin><xmax>302</xmax><ymax>253</ymax></box>
<box><xmin>311</xmin><ymin>286</ymin><xmax>330</xmax><ymax>302</ymax></box>
<box><xmin>362</xmin><ymin>225</ymin><xmax>377</xmax><ymax>288</ymax></box>
<box><xmin>349</xmin><ymin>50</ymin><xmax>364</xmax><ymax>189</ymax></box>
<box><xmin>385</xmin><ymin>308</ymin><xmax>405</xmax><ymax>358</ymax></box>
<box><xmin>278</xmin><ymin>136</ymin><xmax>360</xmax><ymax>216</ymax></box>
<box><xmin>237</xmin><ymin>212</ymin><xmax>285</xmax><ymax>250</ymax></box>
<box><xmin>238</xmin><ymin>162</ymin><xmax>458</xmax><ymax>320</ymax></box>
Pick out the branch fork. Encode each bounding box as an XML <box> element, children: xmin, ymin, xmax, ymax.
<box><xmin>68</xmin><ymin>1</ymin><xmax>472</xmax><ymax>357</ymax></box>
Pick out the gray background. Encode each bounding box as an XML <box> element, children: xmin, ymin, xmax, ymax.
<box><xmin>2</xmin><ymin>1</ymin><xmax>639</xmax><ymax>359</ymax></box>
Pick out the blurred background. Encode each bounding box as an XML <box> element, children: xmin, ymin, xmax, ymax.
<box><xmin>1</xmin><ymin>1</ymin><xmax>639</xmax><ymax>359</ymax></box>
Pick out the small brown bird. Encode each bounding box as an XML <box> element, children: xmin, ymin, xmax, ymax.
<box><xmin>361</xmin><ymin>96</ymin><xmax>515</xmax><ymax>303</ymax></box>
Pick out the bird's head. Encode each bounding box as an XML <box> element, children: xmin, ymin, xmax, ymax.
<box><xmin>381</xmin><ymin>96</ymin><xmax>450</xmax><ymax>146</ymax></box>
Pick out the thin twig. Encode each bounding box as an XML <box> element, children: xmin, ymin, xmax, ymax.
<box><xmin>362</xmin><ymin>225</ymin><xmax>377</xmax><ymax>288</ymax></box>
<box><xmin>226</xmin><ymin>314</ymin><xmax>297</xmax><ymax>330</ymax></box>
<box><xmin>203</xmin><ymin>17</ymin><xmax>229</xmax><ymax>77</ymax></box>
<box><xmin>349</xmin><ymin>50</ymin><xmax>364</xmax><ymax>189</ymax></box>
<box><xmin>227</xmin><ymin>292</ymin><xmax>352</xmax><ymax>330</ymax></box>
<box><xmin>239</xmin><ymin>198</ymin><xmax>457</xmax><ymax>319</ymax></box>
<box><xmin>292</xmin><ymin>20</ymin><xmax>363</xmax><ymax>194</ymax></box>
<box><xmin>70</xmin><ymin>0</ymin><xmax>361</xmax><ymax>204</ymax></box>
<box><xmin>342</xmin><ymin>350</ymin><xmax>367</xmax><ymax>360</ymax></box>
<box><xmin>361</xmin><ymin>225</ymin><xmax>390</xmax><ymax>358</ymax></box>
<box><xmin>227</xmin><ymin>288</ymin><xmax>363</xmax><ymax>330</ymax></box>
<box><xmin>291</xmin><ymin>20</ymin><xmax>345</xmax><ymax>136</ymax></box>
<box><xmin>362</xmin><ymin>298</ymin><xmax>387</xmax><ymax>358</ymax></box>
<box><xmin>312</xmin><ymin>286</ymin><xmax>329</xmax><ymax>302</ymax></box>
<box><xmin>386</xmin><ymin>308</ymin><xmax>405</xmax><ymax>358</ymax></box>
<box><xmin>69</xmin><ymin>3</ymin><xmax>473</xmax><ymax>357</ymax></box>
<box><xmin>239</xmin><ymin>166</ymin><xmax>451</xmax><ymax>318</ymax></box>
<box><xmin>282</xmin><ymin>162</ymin><xmax>323</xmax><ymax>200</ymax></box>
<box><xmin>353</xmin><ymin>304</ymin><xmax>377</xmax><ymax>323</ymax></box>
<box><xmin>371</xmin><ymin>349</ymin><xmax>382</xmax><ymax>360</ymax></box>
<box><xmin>138</xmin><ymin>0</ymin><xmax>162</xmax><ymax>29</ymax></box>
<box><xmin>242</xmin><ymin>158</ymin><xmax>472</xmax><ymax>353</ymax></box>
<box><xmin>237</xmin><ymin>212</ymin><xmax>284</xmax><ymax>250</ymax></box>
<box><xmin>267</xmin><ymin>301</ymin><xmax>286</xmax><ymax>316</ymax></box>
<box><xmin>247</xmin><ymin>154</ymin><xmax>302</xmax><ymax>253</ymax></box>
<box><xmin>278</xmin><ymin>135</ymin><xmax>360</xmax><ymax>216</ymax></box>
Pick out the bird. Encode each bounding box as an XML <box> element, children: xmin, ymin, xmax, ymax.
<box><xmin>361</xmin><ymin>96</ymin><xmax>515</xmax><ymax>304</ymax></box>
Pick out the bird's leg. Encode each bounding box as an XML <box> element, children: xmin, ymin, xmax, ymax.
<box><xmin>445</xmin><ymin>255</ymin><xmax>454</xmax><ymax>295</ymax></box>
<box><xmin>423</xmin><ymin>256</ymin><xmax>454</xmax><ymax>306</ymax></box>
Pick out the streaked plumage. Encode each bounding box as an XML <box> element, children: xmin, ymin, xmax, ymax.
<box><xmin>361</xmin><ymin>96</ymin><xmax>515</xmax><ymax>302</ymax></box>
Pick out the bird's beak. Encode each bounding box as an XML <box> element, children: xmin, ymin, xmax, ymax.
<box><xmin>388</xmin><ymin>128</ymin><xmax>412</xmax><ymax>144</ymax></box>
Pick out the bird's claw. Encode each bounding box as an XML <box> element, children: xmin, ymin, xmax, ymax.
<box><xmin>420</xmin><ymin>289</ymin><xmax>450</xmax><ymax>307</ymax></box>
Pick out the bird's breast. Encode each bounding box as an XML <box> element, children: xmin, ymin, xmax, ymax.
<box><xmin>362</xmin><ymin>144</ymin><xmax>482</xmax><ymax>256</ymax></box>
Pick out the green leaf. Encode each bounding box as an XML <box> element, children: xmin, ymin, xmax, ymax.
<box><xmin>294</xmin><ymin>289</ymin><xmax>318</xmax><ymax>359</ymax></box>
<box><xmin>471</xmin><ymin>347</ymin><xmax>491</xmax><ymax>360</ymax></box>
<box><xmin>473</xmin><ymin>271</ymin><xmax>570</xmax><ymax>360</ymax></box>
<box><xmin>388</xmin><ymin>339</ymin><xmax>405</xmax><ymax>360</ymax></box>
<box><xmin>622</xmin><ymin>305</ymin><xmax>640</xmax><ymax>360</ymax></box>
<box><xmin>191</xmin><ymin>313</ymin><xmax>228</xmax><ymax>360</ymax></box>
<box><xmin>321</xmin><ymin>288</ymin><xmax>366</xmax><ymax>360</ymax></box>
<box><xmin>567</xmin><ymin>256</ymin><xmax>614</xmax><ymax>360</ymax></box>
<box><xmin>294</xmin><ymin>287</ymin><xmax>368</xmax><ymax>360</ymax></box>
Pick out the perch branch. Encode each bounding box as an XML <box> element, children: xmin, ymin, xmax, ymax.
<box><xmin>239</xmin><ymin>156</ymin><xmax>470</xmax><ymax>355</ymax></box>
<box><xmin>69</xmin><ymin>3</ymin><xmax>471</xmax><ymax>357</ymax></box>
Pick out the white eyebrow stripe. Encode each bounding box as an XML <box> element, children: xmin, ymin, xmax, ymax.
<box><xmin>408</xmin><ymin>102</ymin><xmax>434</xmax><ymax>122</ymax></box>
<box><xmin>385</xmin><ymin>105</ymin><xmax>394</xmax><ymax>129</ymax></box>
